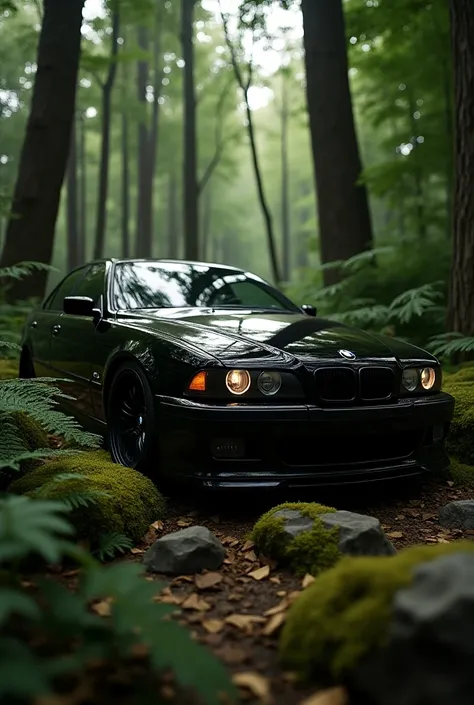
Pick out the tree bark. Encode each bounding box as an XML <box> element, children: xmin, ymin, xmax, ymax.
<box><xmin>221</xmin><ymin>10</ymin><xmax>281</xmax><ymax>283</ymax></box>
<box><xmin>280</xmin><ymin>70</ymin><xmax>290</xmax><ymax>282</ymax></box>
<box><xmin>181</xmin><ymin>0</ymin><xmax>199</xmax><ymax>260</ymax></box>
<box><xmin>167</xmin><ymin>168</ymin><xmax>179</xmax><ymax>258</ymax></box>
<box><xmin>201</xmin><ymin>184</ymin><xmax>212</xmax><ymax>260</ymax></box>
<box><xmin>301</xmin><ymin>0</ymin><xmax>373</xmax><ymax>286</ymax></box>
<box><xmin>66</xmin><ymin>112</ymin><xmax>79</xmax><ymax>270</ymax></box>
<box><xmin>0</xmin><ymin>0</ymin><xmax>85</xmax><ymax>301</ymax></box>
<box><xmin>78</xmin><ymin>112</ymin><xmax>86</xmax><ymax>263</ymax></box>
<box><xmin>121</xmin><ymin>107</ymin><xmax>130</xmax><ymax>259</ymax></box>
<box><xmin>447</xmin><ymin>0</ymin><xmax>474</xmax><ymax>335</ymax></box>
<box><xmin>93</xmin><ymin>6</ymin><xmax>120</xmax><ymax>260</ymax></box>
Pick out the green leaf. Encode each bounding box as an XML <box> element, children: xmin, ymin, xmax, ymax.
<box><xmin>0</xmin><ymin>589</ymin><xmax>40</xmax><ymax>627</ymax></box>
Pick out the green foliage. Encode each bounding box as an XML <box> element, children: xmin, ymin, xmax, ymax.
<box><xmin>0</xmin><ymin>495</ymin><xmax>236</xmax><ymax>704</ymax></box>
<box><xmin>251</xmin><ymin>502</ymin><xmax>340</xmax><ymax>577</ymax></box>
<box><xmin>279</xmin><ymin>541</ymin><xmax>474</xmax><ymax>681</ymax></box>
<box><xmin>449</xmin><ymin>458</ymin><xmax>474</xmax><ymax>487</ymax></box>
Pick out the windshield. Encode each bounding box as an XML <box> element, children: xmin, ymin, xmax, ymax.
<box><xmin>112</xmin><ymin>261</ymin><xmax>299</xmax><ymax>312</ymax></box>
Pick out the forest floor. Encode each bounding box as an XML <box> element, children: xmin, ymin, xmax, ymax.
<box><xmin>118</xmin><ymin>477</ymin><xmax>474</xmax><ymax>705</ymax></box>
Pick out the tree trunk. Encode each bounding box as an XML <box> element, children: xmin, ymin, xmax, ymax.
<box><xmin>168</xmin><ymin>168</ymin><xmax>179</xmax><ymax>258</ymax></box>
<box><xmin>447</xmin><ymin>0</ymin><xmax>474</xmax><ymax>335</ymax></box>
<box><xmin>0</xmin><ymin>0</ymin><xmax>85</xmax><ymax>301</ymax></box>
<box><xmin>93</xmin><ymin>7</ymin><xmax>120</xmax><ymax>260</ymax></box>
<box><xmin>141</xmin><ymin>4</ymin><xmax>164</xmax><ymax>258</ymax></box>
<box><xmin>301</xmin><ymin>0</ymin><xmax>373</xmax><ymax>286</ymax></box>
<box><xmin>121</xmin><ymin>108</ymin><xmax>130</xmax><ymax>259</ymax></box>
<box><xmin>181</xmin><ymin>0</ymin><xmax>199</xmax><ymax>260</ymax></box>
<box><xmin>201</xmin><ymin>184</ymin><xmax>212</xmax><ymax>260</ymax></box>
<box><xmin>280</xmin><ymin>70</ymin><xmax>290</xmax><ymax>282</ymax></box>
<box><xmin>78</xmin><ymin>112</ymin><xmax>86</xmax><ymax>263</ymax></box>
<box><xmin>66</xmin><ymin>113</ymin><xmax>79</xmax><ymax>270</ymax></box>
<box><xmin>136</xmin><ymin>24</ymin><xmax>149</xmax><ymax>257</ymax></box>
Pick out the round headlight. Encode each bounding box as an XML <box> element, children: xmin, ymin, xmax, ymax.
<box><xmin>402</xmin><ymin>367</ymin><xmax>419</xmax><ymax>392</ymax></box>
<box><xmin>257</xmin><ymin>371</ymin><xmax>282</xmax><ymax>396</ymax></box>
<box><xmin>226</xmin><ymin>369</ymin><xmax>251</xmax><ymax>395</ymax></box>
<box><xmin>421</xmin><ymin>367</ymin><xmax>436</xmax><ymax>390</ymax></box>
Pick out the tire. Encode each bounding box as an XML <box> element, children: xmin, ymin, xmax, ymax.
<box><xmin>106</xmin><ymin>361</ymin><xmax>158</xmax><ymax>475</ymax></box>
<box><xmin>19</xmin><ymin>348</ymin><xmax>36</xmax><ymax>379</ymax></box>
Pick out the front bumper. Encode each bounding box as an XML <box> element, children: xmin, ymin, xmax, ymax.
<box><xmin>157</xmin><ymin>392</ymin><xmax>454</xmax><ymax>489</ymax></box>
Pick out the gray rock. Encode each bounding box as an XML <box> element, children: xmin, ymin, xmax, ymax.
<box><xmin>439</xmin><ymin>500</ymin><xmax>474</xmax><ymax>530</ymax></box>
<box><xmin>319</xmin><ymin>510</ymin><xmax>397</xmax><ymax>556</ymax></box>
<box><xmin>143</xmin><ymin>525</ymin><xmax>226</xmax><ymax>575</ymax></box>
<box><xmin>352</xmin><ymin>552</ymin><xmax>474</xmax><ymax>705</ymax></box>
<box><xmin>272</xmin><ymin>507</ymin><xmax>395</xmax><ymax>557</ymax></box>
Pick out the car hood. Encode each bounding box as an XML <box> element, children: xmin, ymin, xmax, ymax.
<box><xmin>119</xmin><ymin>308</ymin><xmax>438</xmax><ymax>366</ymax></box>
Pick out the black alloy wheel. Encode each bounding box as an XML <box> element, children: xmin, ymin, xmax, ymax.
<box><xmin>107</xmin><ymin>362</ymin><xmax>157</xmax><ymax>473</ymax></box>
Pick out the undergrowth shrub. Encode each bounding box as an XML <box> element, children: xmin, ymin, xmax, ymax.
<box><xmin>443</xmin><ymin>368</ymin><xmax>474</xmax><ymax>464</ymax></box>
<box><xmin>10</xmin><ymin>450</ymin><xmax>166</xmax><ymax>546</ymax></box>
<box><xmin>279</xmin><ymin>541</ymin><xmax>474</xmax><ymax>681</ymax></box>
<box><xmin>0</xmin><ymin>495</ymin><xmax>235</xmax><ymax>704</ymax></box>
<box><xmin>251</xmin><ymin>502</ymin><xmax>340</xmax><ymax>576</ymax></box>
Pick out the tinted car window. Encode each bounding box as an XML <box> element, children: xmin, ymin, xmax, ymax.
<box><xmin>43</xmin><ymin>268</ymin><xmax>88</xmax><ymax>311</ymax></box>
<box><xmin>113</xmin><ymin>261</ymin><xmax>298</xmax><ymax>312</ymax></box>
<box><xmin>72</xmin><ymin>263</ymin><xmax>106</xmax><ymax>304</ymax></box>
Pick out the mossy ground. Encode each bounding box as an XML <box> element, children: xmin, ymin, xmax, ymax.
<box><xmin>251</xmin><ymin>502</ymin><xmax>340</xmax><ymax>577</ymax></box>
<box><xmin>0</xmin><ymin>357</ymin><xmax>18</xmax><ymax>379</ymax></box>
<box><xmin>279</xmin><ymin>541</ymin><xmax>474</xmax><ymax>681</ymax></box>
<box><xmin>10</xmin><ymin>450</ymin><xmax>166</xmax><ymax>544</ymax></box>
<box><xmin>443</xmin><ymin>367</ymin><xmax>474</xmax><ymax>466</ymax></box>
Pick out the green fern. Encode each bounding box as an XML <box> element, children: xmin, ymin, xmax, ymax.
<box><xmin>389</xmin><ymin>282</ymin><xmax>444</xmax><ymax>324</ymax></box>
<box><xmin>94</xmin><ymin>532</ymin><xmax>134</xmax><ymax>561</ymax></box>
<box><xmin>33</xmin><ymin>473</ymin><xmax>110</xmax><ymax>511</ymax></box>
<box><xmin>429</xmin><ymin>332</ymin><xmax>474</xmax><ymax>358</ymax></box>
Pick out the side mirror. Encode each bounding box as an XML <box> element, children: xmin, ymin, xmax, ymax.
<box><xmin>301</xmin><ymin>304</ymin><xmax>317</xmax><ymax>317</ymax></box>
<box><xmin>63</xmin><ymin>296</ymin><xmax>95</xmax><ymax>317</ymax></box>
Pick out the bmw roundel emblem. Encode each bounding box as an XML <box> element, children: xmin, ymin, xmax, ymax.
<box><xmin>338</xmin><ymin>349</ymin><xmax>356</xmax><ymax>360</ymax></box>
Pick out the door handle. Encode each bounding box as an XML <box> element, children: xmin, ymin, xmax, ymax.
<box><xmin>30</xmin><ymin>321</ymin><xmax>37</xmax><ymax>328</ymax></box>
<box><xmin>52</xmin><ymin>324</ymin><xmax>61</xmax><ymax>336</ymax></box>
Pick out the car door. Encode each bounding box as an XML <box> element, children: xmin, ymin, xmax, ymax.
<box><xmin>29</xmin><ymin>267</ymin><xmax>89</xmax><ymax>377</ymax></box>
<box><xmin>48</xmin><ymin>263</ymin><xmax>107</xmax><ymax>420</ymax></box>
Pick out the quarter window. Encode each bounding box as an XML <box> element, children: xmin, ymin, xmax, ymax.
<box><xmin>71</xmin><ymin>263</ymin><xmax>106</xmax><ymax>304</ymax></box>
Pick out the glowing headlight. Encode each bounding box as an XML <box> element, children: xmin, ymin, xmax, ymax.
<box><xmin>402</xmin><ymin>368</ymin><xmax>419</xmax><ymax>392</ymax></box>
<box><xmin>421</xmin><ymin>367</ymin><xmax>436</xmax><ymax>390</ymax></box>
<box><xmin>257</xmin><ymin>371</ymin><xmax>282</xmax><ymax>396</ymax></box>
<box><xmin>226</xmin><ymin>369</ymin><xmax>251</xmax><ymax>395</ymax></box>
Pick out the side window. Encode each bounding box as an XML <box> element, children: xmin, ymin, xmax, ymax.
<box><xmin>72</xmin><ymin>263</ymin><xmax>106</xmax><ymax>304</ymax></box>
<box><xmin>43</xmin><ymin>268</ymin><xmax>88</xmax><ymax>311</ymax></box>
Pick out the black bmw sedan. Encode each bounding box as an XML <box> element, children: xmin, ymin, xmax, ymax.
<box><xmin>20</xmin><ymin>258</ymin><xmax>454</xmax><ymax>489</ymax></box>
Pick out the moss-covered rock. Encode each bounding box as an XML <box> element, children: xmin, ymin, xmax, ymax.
<box><xmin>449</xmin><ymin>457</ymin><xmax>474</xmax><ymax>487</ymax></box>
<box><xmin>443</xmin><ymin>369</ymin><xmax>474</xmax><ymax>464</ymax></box>
<box><xmin>1</xmin><ymin>411</ymin><xmax>50</xmax><ymax>480</ymax></box>
<box><xmin>279</xmin><ymin>541</ymin><xmax>474</xmax><ymax>681</ymax></box>
<box><xmin>10</xmin><ymin>450</ymin><xmax>166</xmax><ymax>544</ymax></box>
<box><xmin>251</xmin><ymin>502</ymin><xmax>340</xmax><ymax>577</ymax></box>
<box><xmin>0</xmin><ymin>358</ymin><xmax>19</xmax><ymax>379</ymax></box>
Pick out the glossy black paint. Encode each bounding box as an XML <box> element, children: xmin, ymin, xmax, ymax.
<box><xmin>20</xmin><ymin>258</ymin><xmax>455</xmax><ymax>489</ymax></box>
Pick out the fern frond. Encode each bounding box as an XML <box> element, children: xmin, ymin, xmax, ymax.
<box><xmin>94</xmin><ymin>532</ymin><xmax>134</xmax><ymax>561</ymax></box>
<box><xmin>33</xmin><ymin>472</ymin><xmax>111</xmax><ymax>511</ymax></box>
<box><xmin>0</xmin><ymin>261</ymin><xmax>55</xmax><ymax>282</ymax></box>
<box><xmin>429</xmin><ymin>332</ymin><xmax>474</xmax><ymax>357</ymax></box>
<box><xmin>389</xmin><ymin>282</ymin><xmax>444</xmax><ymax>324</ymax></box>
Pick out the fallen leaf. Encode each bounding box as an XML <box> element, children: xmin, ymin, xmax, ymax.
<box><xmin>181</xmin><ymin>593</ymin><xmax>211</xmax><ymax>611</ymax></box>
<box><xmin>248</xmin><ymin>565</ymin><xmax>270</xmax><ymax>580</ymax></box>
<box><xmin>151</xmin><ymin>520</ymin><xmax>164</xmax><ymax>531</ymax></box>
<box><xmin>170</xmin><ymin>575</ymin><xmax>194</xmax><ymax>584</ymax></box>
<box><xmin>288</xmin><ymin>590</ymin><xmax>302</xmax><ymax>603</ymax></box>
<box><xmin>299</xmin><ymin>686</ymin><xmax>348</xmax><ymax>705</ymax></box>
<box><xmin>269</xmin><ymin>576</ymin><xmax>281</xmax><ymax>584</ymax></box>
<box><xmin>92</xmin><ymin>599</ymin><xmax>111</xmax><ymax>617</ymax></box>
<box><xmin>437</xmin><ymin>538</ymin><xmax>450</xmax><ymax>543</ymax></box>
<box><xmin>202</xmin><ymin>619</ymin><xmax>225</xmax><ymax>634</ymax></box>
<box><xmin>263</xmin><ymin>612</ymin><xmax>286</xmax><ymax>636</ymax></box>
<box><xmin>422</xmin><ymin>513</ymin><xmax>437</xmax><ymax>521</ymax></box>
<box><xmin>387</xmin><ymin>531</ymin><xmax>404</xmax><ymax>539</ymax></box>
<box><xmin>225</xmin><ymin>614</ymin><xmax>266</xmax><ymax>632</ymax></box>
<box><xmin>241</xmin><ymin>540</ymin><xmax>254</xmax><ymax>551</ymax></box>
<box><xmin>232</xmin><ymin>672</ymin><xmax>271</xmax><ymax>703</ymax></box>
<box><xmin>264</xmin><ymin>599</ymin><xmax>288</xmax><ymax>616</ymax></box>
<box><xmin>176</xmin><ymin>519</ymin><xmax>192</xmax><ymax>527</ymax></box>
<box><xmin>244</xmin><ymin>550</ymin><xmax>258</xmax><ymax>562</ymax></box>
<box><xmin>130</xmin><ymin>547</ymin><xmax>144</xmax><ymax>555</ymax></box>
<box><xmin>302</xmin><ymin>574</ymin><xmax>315</xmax><ymax>588</ymax></box>
<box><xmin>215</xmin><ymin>644</ymin><xmax>248</xmax><ymax>665</ymax></box>
<box><xmin>447</xmin><ymin>481</ymin><xmax>454</xmax><ymax>487</ymax></box>
<box><xmin>154</xmin><ymin>593</ymin><xmax>183</xmax><ymax>605</ymax></box>
<box><xmin>195</xmin><ymin>572</ymin><xmax>223</xmax><ymax>590</ymax></box>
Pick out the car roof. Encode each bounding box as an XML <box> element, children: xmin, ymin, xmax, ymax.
<box><xmin>90</xmin><ymin>258</ymin><xmax>246</xmax><ymax>274</ymax></box>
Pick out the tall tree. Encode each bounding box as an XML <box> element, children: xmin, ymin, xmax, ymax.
<box><xmin>301</xmin><ymin>0</ymin><xmax>373</xmax><ymax>285</ymax></box>
<box><xmin>135</xmin><ymin>23</ymin><xmax>149</xmax><ymax>257</ymax></box>
<box><xmin>120</xmin><ymin>62</ymin><xmax>130</xmax><ymax>259</ymax></box>
<box><xmin>181</xmin><ymin>0</ymin><xmax>199</xmax><ymax>260</ymax></box>
<box><xmin>93</xmin><ymin>4</ymin><xmax>120</xmax><ymax>260</ymax></box>
<box><xmin>280</xmin><ymin>67</ymin><xmax>290</xmax><ymax>282</ymax></box>
<box><xmin>447</xmin><ymin>0</ymin><xmax>474</xmax><ymax>335</ymax></box>
<box><xmin>0</xmin><ymin>0</ymin><xmax>85</xmax><ymax>301</ymax></box>
<box><xmin>220</xmin><ymin>7</ymin><xmax>281</xmax><ymax>283</ymax></box>
<box><xmin>66</xmin><ymin>113</ymin><xmax>79</xmax><ymax>270</ymax></box>
<box><xmin>167</xmin><ymin>168</ymin><xmax>179</xmax><ymax>258</ymax></box>
<box><xmin>78</xmin><ymin>112</ymin><xmax>87</xmax><ymax>263</ymax></box>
